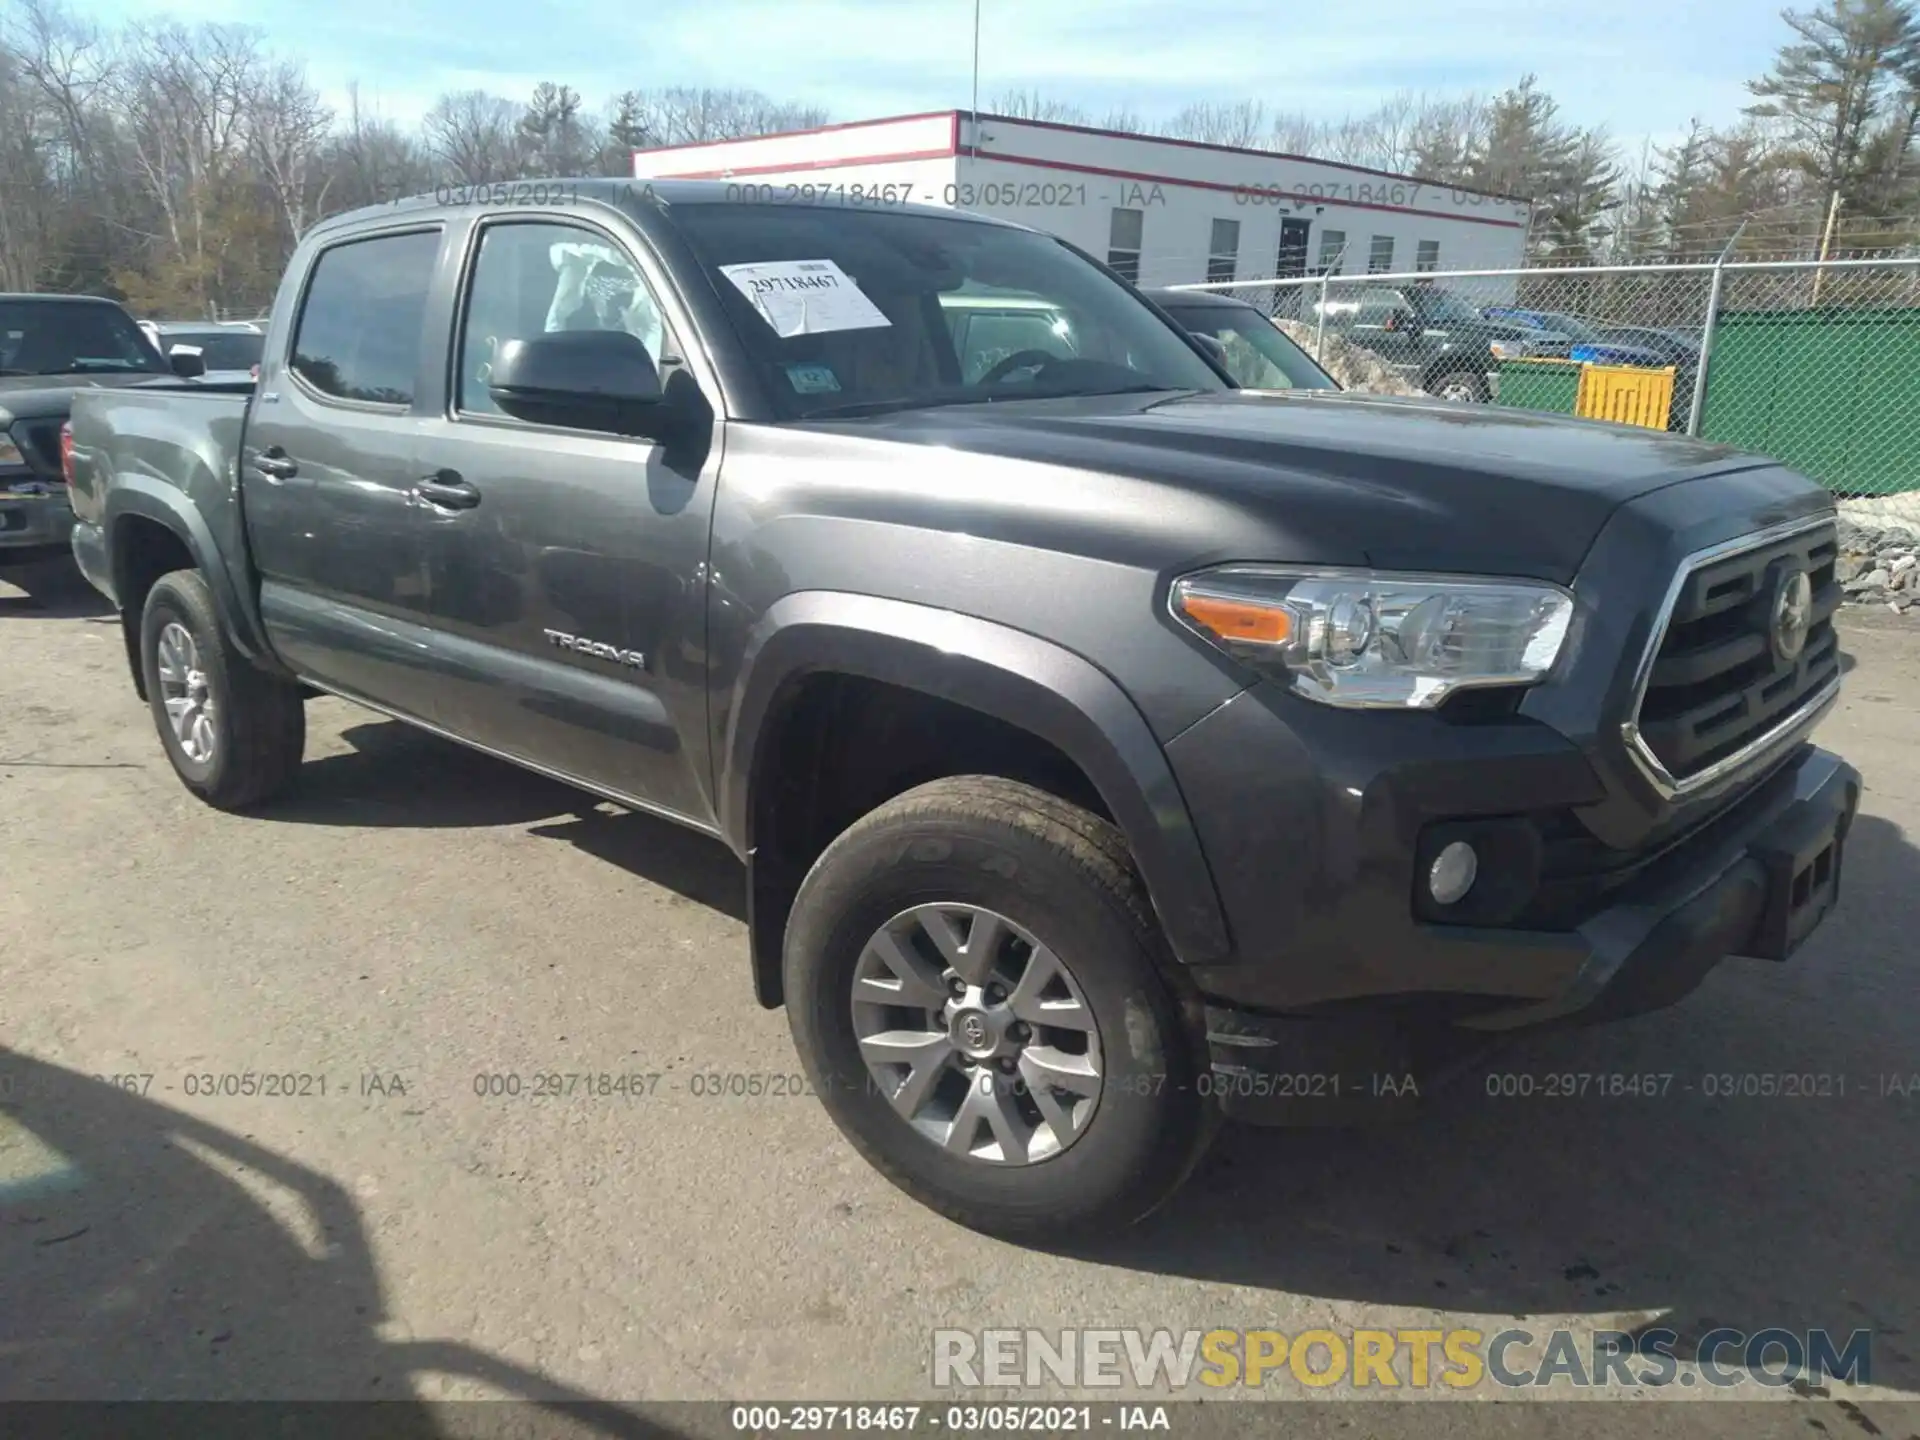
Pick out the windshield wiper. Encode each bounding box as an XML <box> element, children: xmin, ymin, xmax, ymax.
<box><xmin>799</xmin><ymin>397</ymin><xmax>950</xmax><ymax>420</ymax></box>
<box><xmin>803</xmin><ymin>383</ymin><xmax>1184</xmax><ymax>421</ymax></box>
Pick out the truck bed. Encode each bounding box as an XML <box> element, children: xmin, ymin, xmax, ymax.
<box><xmin>66</xmin><ymin>385</ymin><xmax>252</xmax><ymax>533</ymax></box>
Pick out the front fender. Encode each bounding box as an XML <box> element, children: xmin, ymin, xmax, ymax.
<box><xmin>722</xmin><ymin>591</ymin><xmax>1234</xmax><ymax>997</ymax></box>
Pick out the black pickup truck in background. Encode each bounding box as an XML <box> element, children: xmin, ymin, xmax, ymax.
<box><xmin>0</xmin><ymin>292</ymin><xmax>203</xmax><ymax>584</ymax></box>
<box><xmin>65</xmin><ymin>182</ymin><xmax>1859</xmax><ymax>1237</ymax></box>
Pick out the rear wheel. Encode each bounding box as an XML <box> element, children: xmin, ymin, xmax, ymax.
<box><xmin>140</xmin><ymin>568</ymin><xmax>305</xmax><ymax>810</ymax></box>
<box><xmin>784</xmin><ymin>776</ymin><xmax>1214</xmax><ymax>1238</ymax></box>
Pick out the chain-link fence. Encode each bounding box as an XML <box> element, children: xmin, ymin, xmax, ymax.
<box><xmin>1168</xmin><ymin>254</ymin><xmax>1920</xmax><ymax>496</ymax></box>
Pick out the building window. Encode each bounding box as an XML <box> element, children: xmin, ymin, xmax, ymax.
<box><xmin>1368</xmin><ymin>235</ymin><xmax>1395</xmax><ymax>274</ymax></box>
<box><xmin>1416</xmin><ymin>240</ymin><xmax>1441</xmax><ymax>272</ymax></box>
<box><xmin>1316</xmin><ymin>230</ymin><xmax>1347</xmax><ymax>273</ymax></box>
<box><xmin>1207</xmin><ymin>218</ymin><xmax>1240</xmax><ymax>283</ymax></box>
<box><xmin>1107</xmin><ymin>207</ymin><xmax>1144</xmax><ymax>283</ymax></box>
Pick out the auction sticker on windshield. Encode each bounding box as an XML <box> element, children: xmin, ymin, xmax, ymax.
<box><xmin>719</xmin><ymin>259</ymin><xmax>892</xmax><ymax>337</ymax></box>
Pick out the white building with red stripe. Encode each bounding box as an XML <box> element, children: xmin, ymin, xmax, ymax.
<box><xmin>631</xmin><ymin>110</ymin><xmax>1530</xmax><ymax>293</ymax></box>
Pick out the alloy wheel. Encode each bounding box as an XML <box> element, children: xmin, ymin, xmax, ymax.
<box><xmin>850</xmin><ymin>903</ymin><xmax>1103</xmax><ymax>1165</ymax></box>
<box><xmin>156</xmin><ymin>621</ymin><xmax>217</xmax><ymax>764</ymax></box>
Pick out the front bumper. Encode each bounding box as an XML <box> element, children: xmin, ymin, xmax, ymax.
<box><xmin>0</xmin><ymin>484</ymin><xmax>77</xmax><ymax>559</ymax></box>
<box><xmin>1165</xmin><ymin>678</ymin><xmax>1858</xmax><ymax>1123</ymax></box>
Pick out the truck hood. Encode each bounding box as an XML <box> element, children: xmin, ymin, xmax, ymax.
<box><xmin>812</xmin><ymin>389</ymin><xmax>1760</xmax><ymax>582</ymax></box>
<box><xmin>0</xmin><ymin>372</ymin><xmax>169</xmax><ymax>426</ymax></box>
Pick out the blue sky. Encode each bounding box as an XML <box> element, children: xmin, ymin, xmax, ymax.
<box><xmin>88</xmin><ymin>0</ymin><xmax>1782</xmax><ymax>158</ymax></box>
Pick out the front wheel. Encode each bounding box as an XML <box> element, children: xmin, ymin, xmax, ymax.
<box><xmin>140</xmin><ymin>568</ymin><xmax>305</xmax><ymax>810</ymax></box>
<box><xmin>784</xmin><ymin>776</ymin><xmax>1215</xmax><ymax>1238</ymax></box>
<box><xmin>1430</xmin><ymin>369</ymin><xmax>1490</xmax><ymax>403</ymax></box>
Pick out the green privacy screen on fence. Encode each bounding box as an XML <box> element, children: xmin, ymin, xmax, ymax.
<box><xmin>1494</xmin><ymin>359</ymin><xmax>1580</xmax><ymax>416</ymax></box>
<box><xmin>1700</xmin><ymin>307</ymin><xmax>1920</xmax><ymax>496</ymax></box>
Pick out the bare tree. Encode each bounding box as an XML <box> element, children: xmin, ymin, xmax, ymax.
<box><xmin>630</xmin><ymin>87</ymin><xmax>826</xmax><ymax>147</ymax></box>
<box><xmin>1161</xmin><ymin>99</ymin><xmax>1267</xmax><ymax>146</ymax></box>
<box><xmin>989</xmin><ymin>88</ymin><xmax>1088</xmax><ymax>123</ymax></box>
<box><xmin>111</xmin><ymin>21</ymin><xmax>271</xmax><ymax>314</ymax></box>
<box><xmin>247</xmin><ymin>58</ymin><xmax>331</xmax><ymax>238</ymax></box>
<box><xmin>422</xmin><ymin>89</ymin><xmax>523</xmax><ymax>184</ymax></box>
<box><xmin>328</xmin><ymin>83</ymin><xmax>431</xmax><ymax>208</ymax></box>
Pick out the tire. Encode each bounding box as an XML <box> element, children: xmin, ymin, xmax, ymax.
<box><xmin>784</xmin><ymin>776</ymin><xmax>1216</xmax><ymax>1238</ymax></box>
<box><xmin>139</xmin><ymin>568</ymin><xmax>305</xmax><ymax>810</ymax></box>
<box><xmin>1430</xmin><ymin>369</ymin><xmax>1490</xmax><ymax>403</ymax></box>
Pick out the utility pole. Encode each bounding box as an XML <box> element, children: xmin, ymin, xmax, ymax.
<box><xmin>971</xmin><ymin>0</ymin><xmax>981</xmax><ymax>119</ymax></box>
<box><xmin>1810</xmin><ymin>188</ymin><xmax>1841</xmax><ymax>307</ymax></box>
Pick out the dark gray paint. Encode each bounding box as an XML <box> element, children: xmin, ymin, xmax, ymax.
<box><xmin>64</xmin><ymin>180</ymin><xmax>1856</xmax><ymax>1030</ymax></box>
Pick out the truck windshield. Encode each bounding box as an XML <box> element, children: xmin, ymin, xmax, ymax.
<box><xmin>667</xmin><ymin>204</ymin><xmax>1227</xmax><ymax>419</ymax></box>
<box><xmin>0</xmin><ymin>300</ymin><xmax>169</xmax><ymax>377</ymax></box>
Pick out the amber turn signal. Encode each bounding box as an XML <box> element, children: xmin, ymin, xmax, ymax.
<box><xmin>1173</xmin><ymin>586</ymin><xmax>1292</xmax><ymax>646</ymax></box>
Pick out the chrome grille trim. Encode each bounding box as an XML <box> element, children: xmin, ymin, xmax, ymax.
<box><xmin>1621</xmin><ymin>512</ymin><xmax>1840</xmax><ymax>800</ymax></box>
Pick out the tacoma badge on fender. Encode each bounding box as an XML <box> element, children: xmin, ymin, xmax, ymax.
<box><xmin>543</xmin><ymin>628</ymin><xmax>646</xmax><ymax>669</ymax></box>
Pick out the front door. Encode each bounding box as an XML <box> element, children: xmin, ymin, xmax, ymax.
<box><xmin>410</xmin><ymin>216</ymin><xmax>720</xmax><ymax>827</ymax></box>
<box><xmin>1275</xmin><ymin>218</ymin><xmax>1312</xmax><ymax>280</ymax></box>
<box><xmin>241</xmin><ymin>225</ymin><xmax>448</xmax><ymax>722</ymax></box>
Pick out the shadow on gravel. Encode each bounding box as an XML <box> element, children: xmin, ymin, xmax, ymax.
<box><xmin>529</xmin><ymin>806</ymin><xmax>747</xmax><ymax>922</ymax></box>
<box><xmin>261</xmin><ymin>720</ymin><xmax>747</xmax><ymax>918</ymax></box>
<box><xmin>265</xmin><ymin>721</ymin><xmax>590</xmax><ymax>830</ymax></box>
<box><xmin>0</xmin><ymin>1049</ymin><xmax>718</xmax><ymax>1435</ymax></box>
<box><xmin>1059</xmin><ymin>810</ymin><xmax>1920</xmax><ymax>1397</ymax></box>
<box><xmin>0</xmin><ymin>559</ymin><xmax>113</xmax><ymax>618</ymax></box>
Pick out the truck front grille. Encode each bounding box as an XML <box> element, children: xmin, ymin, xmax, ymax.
<box><xmin>11</xmin><ymin>420</ymin><xmax>66</xmax><ymax>478</ymax></box>
<box><xmin>1626</xmin><ymin>518</ymin><xmax>1841</xmax><ymax>792</ymax></box>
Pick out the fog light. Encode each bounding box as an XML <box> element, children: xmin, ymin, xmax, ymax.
<box><xmin>1429</xmin><ymin>841</ymin><xmax>1478</xmax><ymax>905</ymax></box>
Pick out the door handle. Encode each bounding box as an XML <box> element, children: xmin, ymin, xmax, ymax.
<box><xmin>414</xmin><ymin>471</ymin><xmax>481</xmax><ymax>510</ymax></box>
<box><xmin>251</xmin><ymin>450</ymin><xmax>298</xmax><ymax>480</ymax></box>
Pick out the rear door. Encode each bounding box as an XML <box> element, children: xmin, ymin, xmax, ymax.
<box><xmin>243</xmin><ymin>224</ymin><xmax>449</xmax><ymax>722</ymax></box>
<box><xmin>407</xmin><ymin>214</ymin><xmax>723</xmax><ymax>827</ymax></box>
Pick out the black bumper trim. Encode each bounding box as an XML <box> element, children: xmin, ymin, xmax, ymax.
<box><xmin>1454</xmin><ymin>745</ymin><xmax>1857</xmax><ymax>1032</ymax></box>
<box><xmin>1203</xmin><ymin>746</ymin><xmax>1859</xmax><ymax>1123</ymax></box>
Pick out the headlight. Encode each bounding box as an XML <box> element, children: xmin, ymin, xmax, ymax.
<box><xmin>0</xmin><ymin>438</ymin><xmax>27</xmax><ymax>470</ymax></box>
<box><xmin>1170</xmin><ymin>565</ymin><xmax>1575</xmax><ymax>709</ymax></box>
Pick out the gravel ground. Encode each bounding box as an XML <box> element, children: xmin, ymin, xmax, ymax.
<box><xmin>2</xmin><ymin>567</ymin><xmax>1916</xmax><ymax>1439</ymax></box>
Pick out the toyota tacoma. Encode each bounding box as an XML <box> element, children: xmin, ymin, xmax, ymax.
<box><xmin>64</xmin><ymin>182</ymin><xmax>1859</xmax><ymax>1237</ymax></box>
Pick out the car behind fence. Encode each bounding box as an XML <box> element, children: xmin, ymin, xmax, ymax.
<box><xmin>1170</xmin><ymin>254</ymin><xmax>1920</xmax><ymax>496</ymax></box>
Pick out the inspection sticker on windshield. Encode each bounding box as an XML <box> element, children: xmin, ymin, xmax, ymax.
<box><xmin>783</xmin><ymin>362</ymin><xmax>841</xmax><ymax>394</ymax></box>
<box><xmin>719</xmin><ymin>259</ymin><xmax>891</xmax><ymax>337</ymax></box>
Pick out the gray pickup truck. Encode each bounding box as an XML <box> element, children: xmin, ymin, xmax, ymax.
<box><xmin>66</xmin><ymin>181</ymin><xmax>1859</xmax><ymax>1237</ymax></box>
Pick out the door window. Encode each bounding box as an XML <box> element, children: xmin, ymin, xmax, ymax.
<box><xmin>457</xmin><ymin>221</ymin><xmax>674</xmax><ymax>418</ymax></box>
<box><xmin>290</xmin><ymin>230</ymin><xmax>442</xmax><ymax>405</ymax></box>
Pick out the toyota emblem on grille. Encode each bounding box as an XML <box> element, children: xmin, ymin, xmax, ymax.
<box><xmin>1771</xmin><ymin>568</ymin><xmax>1813</xmax><ymax>663</ymax></box>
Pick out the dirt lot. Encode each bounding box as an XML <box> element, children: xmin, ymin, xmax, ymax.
<box><xmin>2</xmin><ymin>569</ymin><xmax>1917</xmax><ymax>1437</ymax></box>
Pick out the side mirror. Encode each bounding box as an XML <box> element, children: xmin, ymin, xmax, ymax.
<box><xmin>487</xmin><ymin>330</ymin><xmax>664</xmax><ymax>436</ymax></box>
<box><xmin>168</xmin><ymin>345</ymin><xmax>206</xmax><ymax>379</ymax></box>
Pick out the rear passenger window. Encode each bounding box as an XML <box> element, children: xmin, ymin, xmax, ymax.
<box><xmin>290</xmin><ymin>230</ymin><xmax>441</xmax><ymax>405</ymax></box>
